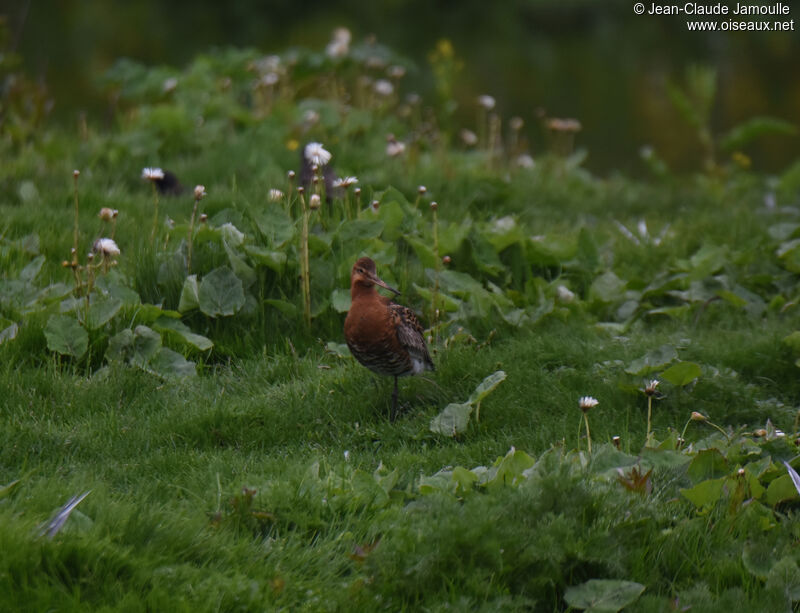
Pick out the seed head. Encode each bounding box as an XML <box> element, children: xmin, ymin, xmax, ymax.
<box><xmin>418</xmin><ymin>185</ymin><xmax>427</xmax><ymax>195</ymax></box>
<box><xmin>430</xmin><ymin>201</ymin><xmax>438</xmax><ymax>211</ymax></box>
<box><xmin>579</xmin><ymin>396</ymin><xmax>599</xmax><ymax>413</ymax></box>
<box><xmin>297</xmin><ymin>186</ymin><xmax>305</xmax><ymax>195</ymax></box>
<box><xmin>309</xmin><ymin>194</ymin><xmax>321</xmax><ymax>210</ymax></box>
<box><xmin>73</xmin><ymin>169</ymin><xmax>80</xmax><ymax>178</ymax></box>
<box><xmin>304</xmin><ymin>142</ymin><xmax>332</xmax><ymax>167</ymax></box>
<box><xmin>287</xmin><ymin>170</ymin><xmax>296</xmax><ymax>180</ymax></box>
<box><xmin>194</xmin><ymin>185</ymin><xmax>207</xmax><ymax>200</ymax></box>
<box><xmin>477</xmin><ymin>95</ymin><xmax>496</xmax><ymax>110</ymax></box>
<box><xmin>92</xmin><ymin>238</ymin><xmax>120</xmax><ymax>258</ymax></box>
<box><xmin>141</xmin><ymin>167</ymin><xmax>165</xmax><ymax>181</ymax></box>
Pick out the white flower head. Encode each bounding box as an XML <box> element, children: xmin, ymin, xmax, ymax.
<box><xmin>326</xmin><ymin>27</ymin><xmax>351</xmax><ymax>58</ymax></box>
<box><xmin>93</xmin><ymin>238</ymin><xmax>120</xmax><ymax>258</ymax></box>
<box><xmin>269</xmin><ymin>188</ymin><xmax>284</xmax><ymax>201</ymax></box>
<box><xmin>194</xmin><ymin>185</ymin><xmax>207</xmax><ymax>200</ymax></box>
<box><xmin>374</xmin><ymin>79</ymin><xmax>394</xmax><ymax>96</ymax></box>
<box><xmin>477</xmin><ymin>95</ymin><xmax>496</xmax><ymax>110</ymax></box>
<box><xmin>142</xmin><ymin>167</ymin><xmax>165</xmax><ymax>181</ymax></box>
<box><xmin>386</xmin><ymin>140</ymin><xmax>406</xmax><ymax>157</ymax></box>
<box><xmin>304</xmin><ymin>142</ymin><xmax>332</xmax><ymax>167</ymax></box>
<box><xmin>98</xmin><ymin>207</ymin><xmax>115</xmax><ymax>222</ymax></box>
<box><xmin>579</xmin><ymin>396</ymin><xmax>599</xmax><ymax>412</ymax></box>
<box><xmin>644</xmin><ymin>379</ymin><xmax>659</xmax><ymax>396</ymax></box>
<box><xmin>333</xmin><ymin>176</ymin><xmax>358</xmax><ymax>189</ymax></box>
<box><xmin>556</xmin><ymin>285</ymin><xmax>575</xmax><ymax>303</ymax></box>
<box><xmin>516</xmin><ymin>153</ymin><xmax>535</xmax><ymax>169</ymax></box>
<box><xmin>459</xmin><ymin>129</ymin><xmax>478</xmax><ymax>146</ymax></box>
<box><xmin>309</xmin><ymin>193</ymin><xmax>321</xmax><ymax>210</ymax></box>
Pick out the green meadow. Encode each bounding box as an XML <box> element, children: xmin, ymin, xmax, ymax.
<box><xmin>2</xmin><ymin>28</ymin><xmax>800</xmax><ymax>612</ymax></box>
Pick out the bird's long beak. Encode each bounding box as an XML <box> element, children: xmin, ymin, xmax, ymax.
<box><xmin>369</xmin><ymin>272</ymin><xmax>401</xmax><ymax>295</ymax></box>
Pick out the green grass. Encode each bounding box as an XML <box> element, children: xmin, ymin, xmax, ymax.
<box><xmin>2</xmin><ymin>41</ymin><xmax>800</xmax><ymax>612</ymax></box>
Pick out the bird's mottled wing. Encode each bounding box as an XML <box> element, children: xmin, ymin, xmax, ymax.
<box><xmin>389</xmin><ymin>303</ymin><xmax>434</xmax><ymax>371</ymax></box>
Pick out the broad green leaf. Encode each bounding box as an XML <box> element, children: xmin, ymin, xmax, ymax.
<box><xmin>178</xmin><ymin>275</ymin><xmax>200</xmax><ymax>313</ymax></box>
<box><xmin>589</xmin><ymin>271</ymin><xmax>626</xmax><ymax>304</ymax></box>
<box><xmin>765</xmin><ymin>556</ymin><xmax>800</xmax><ymax>602</ymax></box>
<box><xmin>198</xmin><ymin>267</ymin><xmax>245</xmax><ymax>317</ymax></box>
<box><xmin>251</xmin><ymin>203</ymin><xmax>295</xmax><ymax>248</ymax></box>
<box><xmin>146</xmin><ymin>347</ymin><xmax>197</xmax><ymax>379</ymax></box>
<box><xmin>451</xmin><ymin>466</ymin><xmax>479</xmax><ymax>494</ymax></box>
<box><xmin>526</xmin><ymin>234</ymin><xmax>576</xmax><ymax>267</ymax></box>
<box><xmin>405</xmin><ymin>236</ymin><xmax>437</xmax><ymax>269</ymax></box>
<box><xmin>132</xmin><ymin>325</ymin><xmax>162</xmax><ymax>366</ymax></box>
<box><xmin>721</xmin><ymin>116</ymin><xmax>798</xmax><ymax>152</ymax></box>
<box><xmin>782</xmin><ymin>331</ymin><xmax>800</xmax><ymax>355</ymax></box>
<box><xmin>486</xmin><ymin>448</ymin><xmax>535</xmax><ymax>489</ymax></box>
<box><xmin>625</xmin><ymin>344</ymin><xmax>678</xmax><ymax>376</ymax></box>
<box><xmin>468</xmin><ymin>370</ymin><xmax>507</xmax><ymax>404</ymax></box>
<box><xmin>44</xmin><ymin>315</ymin><xmax>88</xmax><ymax>359</ymax></box>
<box><xmin>331</xmin><ymin>288</ymin><xmax>351</xmax><ymax>313</ymax></box>
<box><xmin>686</xmin><ymin>244</ymin><xmax>727</xmax><ymax>280</ymax></box>
<box><xmin>223</xmin><ymin>240</ymin><xmax>256</xmax><ymax>287</ymax></box>
<box><xmin>336</xmin><ymin>219</ymin><xmax>384</xmax><ymax>243</ymax></box>
<box><xmin>218</xmin><ymin>222</ymin><xmax>245</xmax><ymax>246</ymax></box>
<box><xmin>0</xmin><ymin>322</ymin><xmax>18</xmax><ymax>345</ymax></box>
<box><xmin>86</xmin><ymin>296</ymin><xmax>123</xmax><ymax>330</ymax></box>
<box><xmin>106</xmin><ymin>329</ymin><xmax>133</xmax><ymax>362</ymax></box>
<box><xmin>564</xmin><ymin>579</ymin><xmax>645</xmax><ymax>612</ymax></box>
<box><xmin>20</xmin><ymin>255</ymin><xmax>45</xmax><ymax>283</ymax></box>
<box><xmin>766</xmin><ymin>474</ymin><xmax>800</xmax><ymax>506</ymax></box>
<box><xmin>687</xmin><ymin>449</ymin><xmax>728</xmax><ymax>482</ymax></box>
<box><xmin>681</xmin><ymin>477</ymin><xmax>725</xmax><ymax>508</ymax></box>
<box><xmin>244</xmin><ymin>245</ymin><xmax>287</xmax><ymax>272</ymax></box>
<box><xmin>152</xmin><ymin>316</ymin><xmax>213</xmax><ymax>351</ymax></box>
<box><xmin>660</xmin><ymin>361</ymin><xmax>702</xmax><ymax>386</ymax></box>
<box><xmin>429</xmin><ymin>402</ymin><xmax>472</xmax><ymax>437</ymax></box>
<box><xmin>412</xmin><ymin>284</ymin><xmax>461</xmax><ymax>312</ymax></box>
<box><xmin>374</xmin><ymin>200</ymin><xmax>405</xmax><ymax>242</ymax></box>
<box><xmin>264</xmin><ymin>299</ymin><xmax>297</xmax><ymax>317</ymax></box>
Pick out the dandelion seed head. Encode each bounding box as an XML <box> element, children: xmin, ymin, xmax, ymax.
<box><xmin>92</xmin><ymin>238</ymin><xmax>120</xmax><ymax>258</ymax></box>
<box><xmin>304</xmin><ymin>142</ymin><xmax>332</xmax><ymax>166</ymax></box>
<box><xmin>142</xmin><ymin>167</ymin><xmax>165</xmax><ymax>181</ymax></box>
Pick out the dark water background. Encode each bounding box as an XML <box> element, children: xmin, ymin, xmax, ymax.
<box><xmin>6</xmin><ymin>0</ymin><xmax>799</xmax><ymax>174</ymax></box>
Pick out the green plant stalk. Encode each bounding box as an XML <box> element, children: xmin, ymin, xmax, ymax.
<box><xmin>679</xmin><ymin>417</ymin><xmax>692</xmax><ymax>450</ymax></box>
<box><xmin>300</xmin><ymin>195</ymin><xmax>311</xmax><ymax>328</ymax></box>
<box><xmin>72</xmin><ymin>172</ymin><xmax>80</xmax><ymax>256</ymax></box>
<box><xmin>583</xmin><ymin>412</ymin><xmax>592</xmax><ymax>454</ymax></box>
<box><xmin>150</xmin><ymin>181</ymin><xmax>159</xmax><ymax>244</ymax></box>
<box><xmin>646</xmin><ymin>395</ymin><xmax>653</xmax><ymax>443</ymax></box>
<box><xmin>187</xmin><ymin>197</ymin><xmax>199</xmax><ymax>274</ymax></box>
<box><xmin>793</xmin><ymin>409</ymin><xmax>800</xmax><ymax>438</ymax></box>
<box><xmin>432</xmin><ymin>206</ymin><xmax>440</xmax><ymax>345</ymax></box>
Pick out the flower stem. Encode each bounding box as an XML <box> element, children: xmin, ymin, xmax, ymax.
<box><xmin>72</xmin><ymin>172</ymin><xmax>80</xmax><ymax>255</ymax></box>
<box><xmin>300</xmin><ymin>194</ymin><xmax>311</xmax><ymax>328</ymax></box>
<box><xmin>150</xmin><ymin>181</ymin><xmax>159</xmax><ymax>244</ymax></box>
<box><xmin>646</xmin><ymin>395</ymin><xmax>653</xmax><ymax>444</ymax></box>
<box><xmin>187</xmin><ymin>197</ymin><xmax>199</xmax><ymax>274</ymax></box>
<box><xmin>583</xmin><ymin>412</ymin><xmax>592</xmax><ymax>454</ymax></box>
<box><xmin>432</xmin><ymin>204</ymin><xmax>440</xmax><ymax>345</ymax></box>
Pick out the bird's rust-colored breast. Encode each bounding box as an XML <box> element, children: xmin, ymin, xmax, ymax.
<box><xmin>345</xmin><ymin>294</ymin><xmax>413</xmax><ymax>376</ymax></box>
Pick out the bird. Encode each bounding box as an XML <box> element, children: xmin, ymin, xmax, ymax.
<box><xmin>344</xmin><ymin>257</ymin><xmax>434</xmax><ymax>421</ymax></box>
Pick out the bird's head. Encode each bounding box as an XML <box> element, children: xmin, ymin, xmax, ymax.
<box><xmin>351</xmin><ymin>257</ymin><xmax>400</xmax><ymax>295</ymax></box>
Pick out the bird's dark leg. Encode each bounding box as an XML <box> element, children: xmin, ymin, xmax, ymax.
<box><xmin>390</xmin><ymin>375</ymin><xmax>399</xmax><ymax>422</ymax></box>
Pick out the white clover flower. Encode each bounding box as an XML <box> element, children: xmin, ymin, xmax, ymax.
<box><xmin>269</xmin><ymin>188</ymin><xmax>284</xmax><ymax>201</ymax></box>
<box><xmin>579</xmin><ymin>396</ymin><xmax>599</xmax><ymax>412</ymax></box>
<box><xmin>304</xmin><ymin>142</ymin><xmax>332</xmax><ymax>166</ymax></box>
<box><xmin>333</xmin><ymin>176</ymin><xmax>358</xmax><ymax>189</ymax></box>
<box><xmin>477</xmin><ymin>95</ymin><xmax>496</xmax><ymax>110</ymax></box>
<box><xmin>459</xmin><ymin>129</ymin><xmax>478</xmax><ymax>146</ymax></box>
<box><xmin>142</xmin><ymin>167</ymin><xmax>165</xmax><ymax>181</ymax></box>
<box><xmin>93</xmin><ymin>238</ymin><xmax>120</xmax><ymax>258</ymax></box>
<box><xmin>194</xmin><ymin>185</ymin><xmax>207</xmax><ymax>200</ymax></box>
<box><xmin>516</xmin><ymin>153</ymin><xmax>535</xmax><ymax>169</ymax></box>
<box><xmin>374</xmin><ymin>79</ymin><xmax>394</xmax><ymax>96</ymax></box>
<box><xmin>386</xmin><ymin>141</ymin><xmax>406</xmax><ymax>157</ymax></box>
